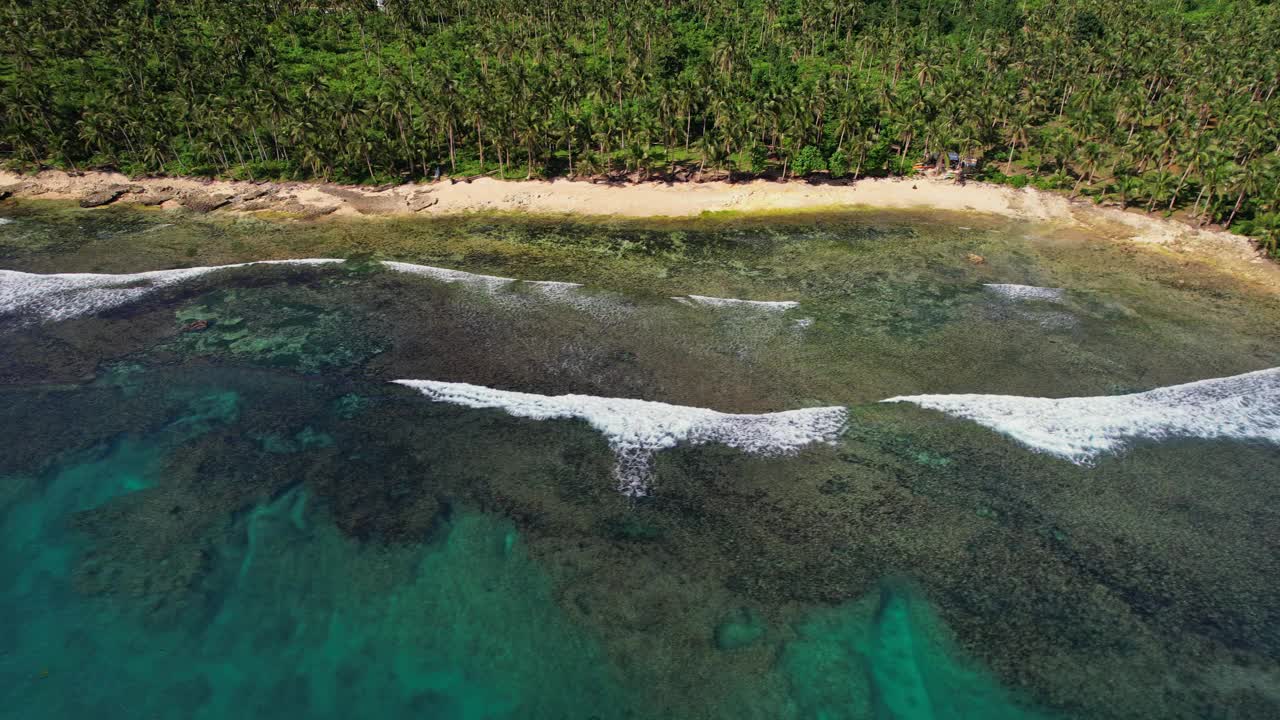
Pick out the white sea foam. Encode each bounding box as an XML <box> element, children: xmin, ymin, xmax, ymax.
<box><xmin>393</xmin><ymin>379</ymin><xmax>847</xmax><ymax>496</ymax></box>
<box><xmin>522</xmin><ymin>279</ymin><xmax>634</xmax><ymax>320</ymax></box>
<box><xmin>0</xmin><ymin>259</ymin><xmax>342</xmax><ymax>324</ymax></box>
<box><xmin>884</xmin><ymin>368</ymin><xmax>1280</xmax><ymax>463</ymax></box>
<box><xmin>381</xmin><ymin>261</ymin><xmax>631</xmax><ymax>319</ymax></box>
<box><xmin>0</xmin><ymin>258</ymin><xmax>624</xmax><ymax>325</ymax></box>
<box><xmin>983</xmin><ymin>283</ymin><xmax>1067</xmax><ymax>303</ymax></box>
<box><xmin>672</xmin><ymin>294</ymin><xmax>800</xmax><ymax>311</ymax></box>
<box><xmin>381</xmin><ymin>260</ymin><xmax>516</xmax><ymax>292</ymax></box>
<box><xmin>0</xmin><ymin>218</ymin><xmax>14</xmax><ymax>225</ymax></box>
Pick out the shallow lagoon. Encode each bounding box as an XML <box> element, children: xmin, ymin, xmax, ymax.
<box><xmin>1</xmin><ymin>203</ymin><xmax>1278</xmax><ymax>719</ymax></box>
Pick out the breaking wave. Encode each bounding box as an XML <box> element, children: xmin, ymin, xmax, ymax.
<box><xmin>380</xmin><ymin>260</ymin><xmax>516</xmax><ymax>291</ymax></box>
<box><xmin>393</xmin><ymin>379</ymin><xmax>847</xmax><ymax>496</ymax></box>
<box><xmin>0</xmin><ymin>259</ymin><xmax>343</xmax><ymax>324</ymax></box>
<box><xmin>883</xmin><ymin>368</ymin><xmax>1280</xmax><ymax>463</ymax></box>
<box><xmin>0</xmin><ymin>259</ymin><xmax>630</xmax><ymax>324</ymax></box>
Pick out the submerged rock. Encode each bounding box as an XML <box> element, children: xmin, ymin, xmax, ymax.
<box><xmin>783</xmin><ymin>580</ymin><xmax>1051</xmax><ymax>720</ymax></box>
<box><xmin>714</xmin><ymin>607</ymin><xmax>765</xmax><ymax>651</ymax></box>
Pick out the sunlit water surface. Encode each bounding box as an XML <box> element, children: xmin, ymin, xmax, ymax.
<box><xmin>1</xmin><ymin>204</ymin><xmax>1278</xmax><ymax>719</ymax></box>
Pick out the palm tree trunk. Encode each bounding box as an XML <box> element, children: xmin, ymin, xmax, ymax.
<box><xmin>1192</xmin><ymin>184</ymin><xmax>1208</xmax><ymax>221</ymax></box>
<box><xmin>1169</xmin><ymin>163</ymin><xmax>1194</xmax><ymax>211</ymax></box>
<box><xmin>447</xmin><ymin>123</ymin><xmax>457</xmax><ymax>173</ymax></box>
<box><xmin>1226</xmin><ymin>189</ymin><xmax>1247</xmax><ymax>228</ymax></box>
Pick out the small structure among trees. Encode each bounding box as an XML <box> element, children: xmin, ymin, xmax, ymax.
<box><xmin>917</xmin><ymin>152</ymin><xmax>980</xmax><ymax>173</ymax></box>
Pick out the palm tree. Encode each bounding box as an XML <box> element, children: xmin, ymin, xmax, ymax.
<box><xmin>1143</xmin><ymin>170</ymin><xmax>1177</xmax><ymax>213</ymax></box>
<box><xmin>1110</xmin><ymin>167</ymin><xmax>1141</xmax><ymax>209</ymax></box>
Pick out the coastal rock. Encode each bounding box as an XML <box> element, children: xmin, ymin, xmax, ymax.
<box><xmin>231</xmin><ymin>186</ymin><xmax>275</xmax><ymax>204</ymax></box>
<box><xmin>135</xmin><ymin>191</ymin><xmax>175</xmax><ymax>206</ymax></box>
<box><xmin>406</xmin><ymin>190</ymin><xmax>438</xmax><ymax>212</ymax></box>
<box><xmin>180</xmin><ymin>193</ymin><xmax>233</xmax><ymax>213</ymax></box>
<box><xmin>235</xmin><ymin>199</ymin><xmax>276</xmax><ymax>212</ymax></box>
<box><xmin>79</xmin><ymin>184</ymin><xmax>138</xmax><ymax>208</ymax></box>
<box><xmin>276</xmin><ymin>201</ymin><xmax>337</xmax><ymax>219</ymax></box>
<box><xmin>324</xmin><ymin>187</ymin><xmax>403</xmax><ymax>214</ymax></box>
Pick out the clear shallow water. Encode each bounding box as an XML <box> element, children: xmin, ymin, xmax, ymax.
<box><xmin>1</xmin><ymin>204</ymin><xmax>1278</xmax><ymax>719</ymax></box>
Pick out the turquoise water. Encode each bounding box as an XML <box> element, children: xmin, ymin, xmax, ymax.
<box><xmin>1</xmin><ymin>371</ymin><xmax>1058</xmax><ymax>720</ymax></box>
<box><xmin>1</xmin><ymin>443</ymin><xmax>632</xmax><ymax>719</ymax></box>
<box><xmin>1</xmin><ymin>206</ymin><xmax>1278</xmax><ymax>718</ymax></box>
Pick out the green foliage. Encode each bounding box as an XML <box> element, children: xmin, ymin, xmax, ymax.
<box><xmin>1073</xmin><ymin>10</ymin><xmax>1106</xmax><ymax>43</ymax></box>
<box><xmin>0</xmin><ymin>0</ymin><xmax>1276</xmax><ymax>250</ymax></box>
<box><xmin>792</xmin><ymin>146</ymin><xmax>826</xmax><ymax>177</ymax></box>
<box><xmin>981</xmin><ymin>168</ymin><xmax>1031</xmax><ymax>189</ymax></box>
<box><xmin>747</xmin><ymin>142</ymin><xmax>769</xmax><ymax>174</ymax></box>
<box><xmin>828</xmin><ymin>149</ymin><xmax>851</xmax><ymax>179</ymax></box>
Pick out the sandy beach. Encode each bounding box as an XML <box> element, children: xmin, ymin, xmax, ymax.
<box><xmin>1</xmin><ymin>169</ymin><xmax>1274</xmax><ymax>281</ymax></box>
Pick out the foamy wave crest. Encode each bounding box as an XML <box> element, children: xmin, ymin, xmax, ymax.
<box><xmin>380</xmin><ymin>261</ymin><xmax>516</xmax><ymax>291</ymax></box>
<box><xmin>382</xmin><ymin>262</ymin><xmax>630</xmax><ymax>319</ymax></box>
<box><xmin>983</xmin><ymin>283</ymin><xmax>1066</xmax><ymax>303</ymax></box>
<box><xmin>884</xmin><ymin>368</ymin><xmax>1280</xmax><ymax>463</ymax></box>
<box><xmin>672</xmin><ymin>294</ymin><xmax>800</xmax><ymax>311</ymax></box>
<box><xmin>0</xmin><ymin>259</ymin><xmax>342</xmax><ymax>324</ymax></box>
<box><xmin>1</xmin><ymin>258</ymin><xmax>628</xmax><ymax>325</ymax></box>
<box><xmin>393</xmin><ymin>379</ymin><xmax>847</xmax><ymax>496</ymax></box>
<box><xmin>0</xmin><ymin>218</ymin><xmax>14</xmax><ymax>225</ymax></box>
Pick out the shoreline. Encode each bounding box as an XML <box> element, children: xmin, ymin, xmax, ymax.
<box><xmin>2</xmin><ymin>168</ymin><xmax>1275</xmax><ymax>283</ymax></box>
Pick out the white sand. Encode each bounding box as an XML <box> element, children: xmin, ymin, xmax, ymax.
<box><xmin>3</xmin><ymin>169</ymin><xmax>1275</xmax><ymax>288</ymax></box>
<box><xmin>884</xmin><ymin>368</ymin><xmax>1280</xmax><ymax>463</ymax></box>
<box><xmin>393</xmin><ymin>379</ymin><xmax>847</xmax><ymax>496</ymax></box>
<box><xmin>0</xmin><ymin>169</ymin><xmax>1093</xmax><ymax>219</ymax></box>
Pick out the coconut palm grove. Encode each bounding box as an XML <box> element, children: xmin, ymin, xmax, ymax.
<box><xmin>1</xmin><ymin>0</ymin><xmax>1278</xmax><ymax>251</ymax></box>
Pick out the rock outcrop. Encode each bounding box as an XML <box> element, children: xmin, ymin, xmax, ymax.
<box><xmin>79</xmin><ymin>184</ymin><xmax>140</xmax><ymax>208</ymax></box>
<box><xmin>180</xmin><ymin>192</ymin><xmax>233</xmax><ymax>213</ymax></box>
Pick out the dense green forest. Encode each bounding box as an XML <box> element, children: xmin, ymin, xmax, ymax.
<box><xmin>1</xmin><ymin>0</ymin><xmax>1278</xmax><ymax>251</ymax></box>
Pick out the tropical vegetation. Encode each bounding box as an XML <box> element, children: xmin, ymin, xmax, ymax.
<box><xmin>1</xmin><ymin>0</ymin><xmax>1278</xmax><ymax>253</ymax></box>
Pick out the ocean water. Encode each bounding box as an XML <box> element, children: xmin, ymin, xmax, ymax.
<box><xmin>1</xmin><ymin>204</ymin><xmax>1278</xmax><ymax>719</ymax></box>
